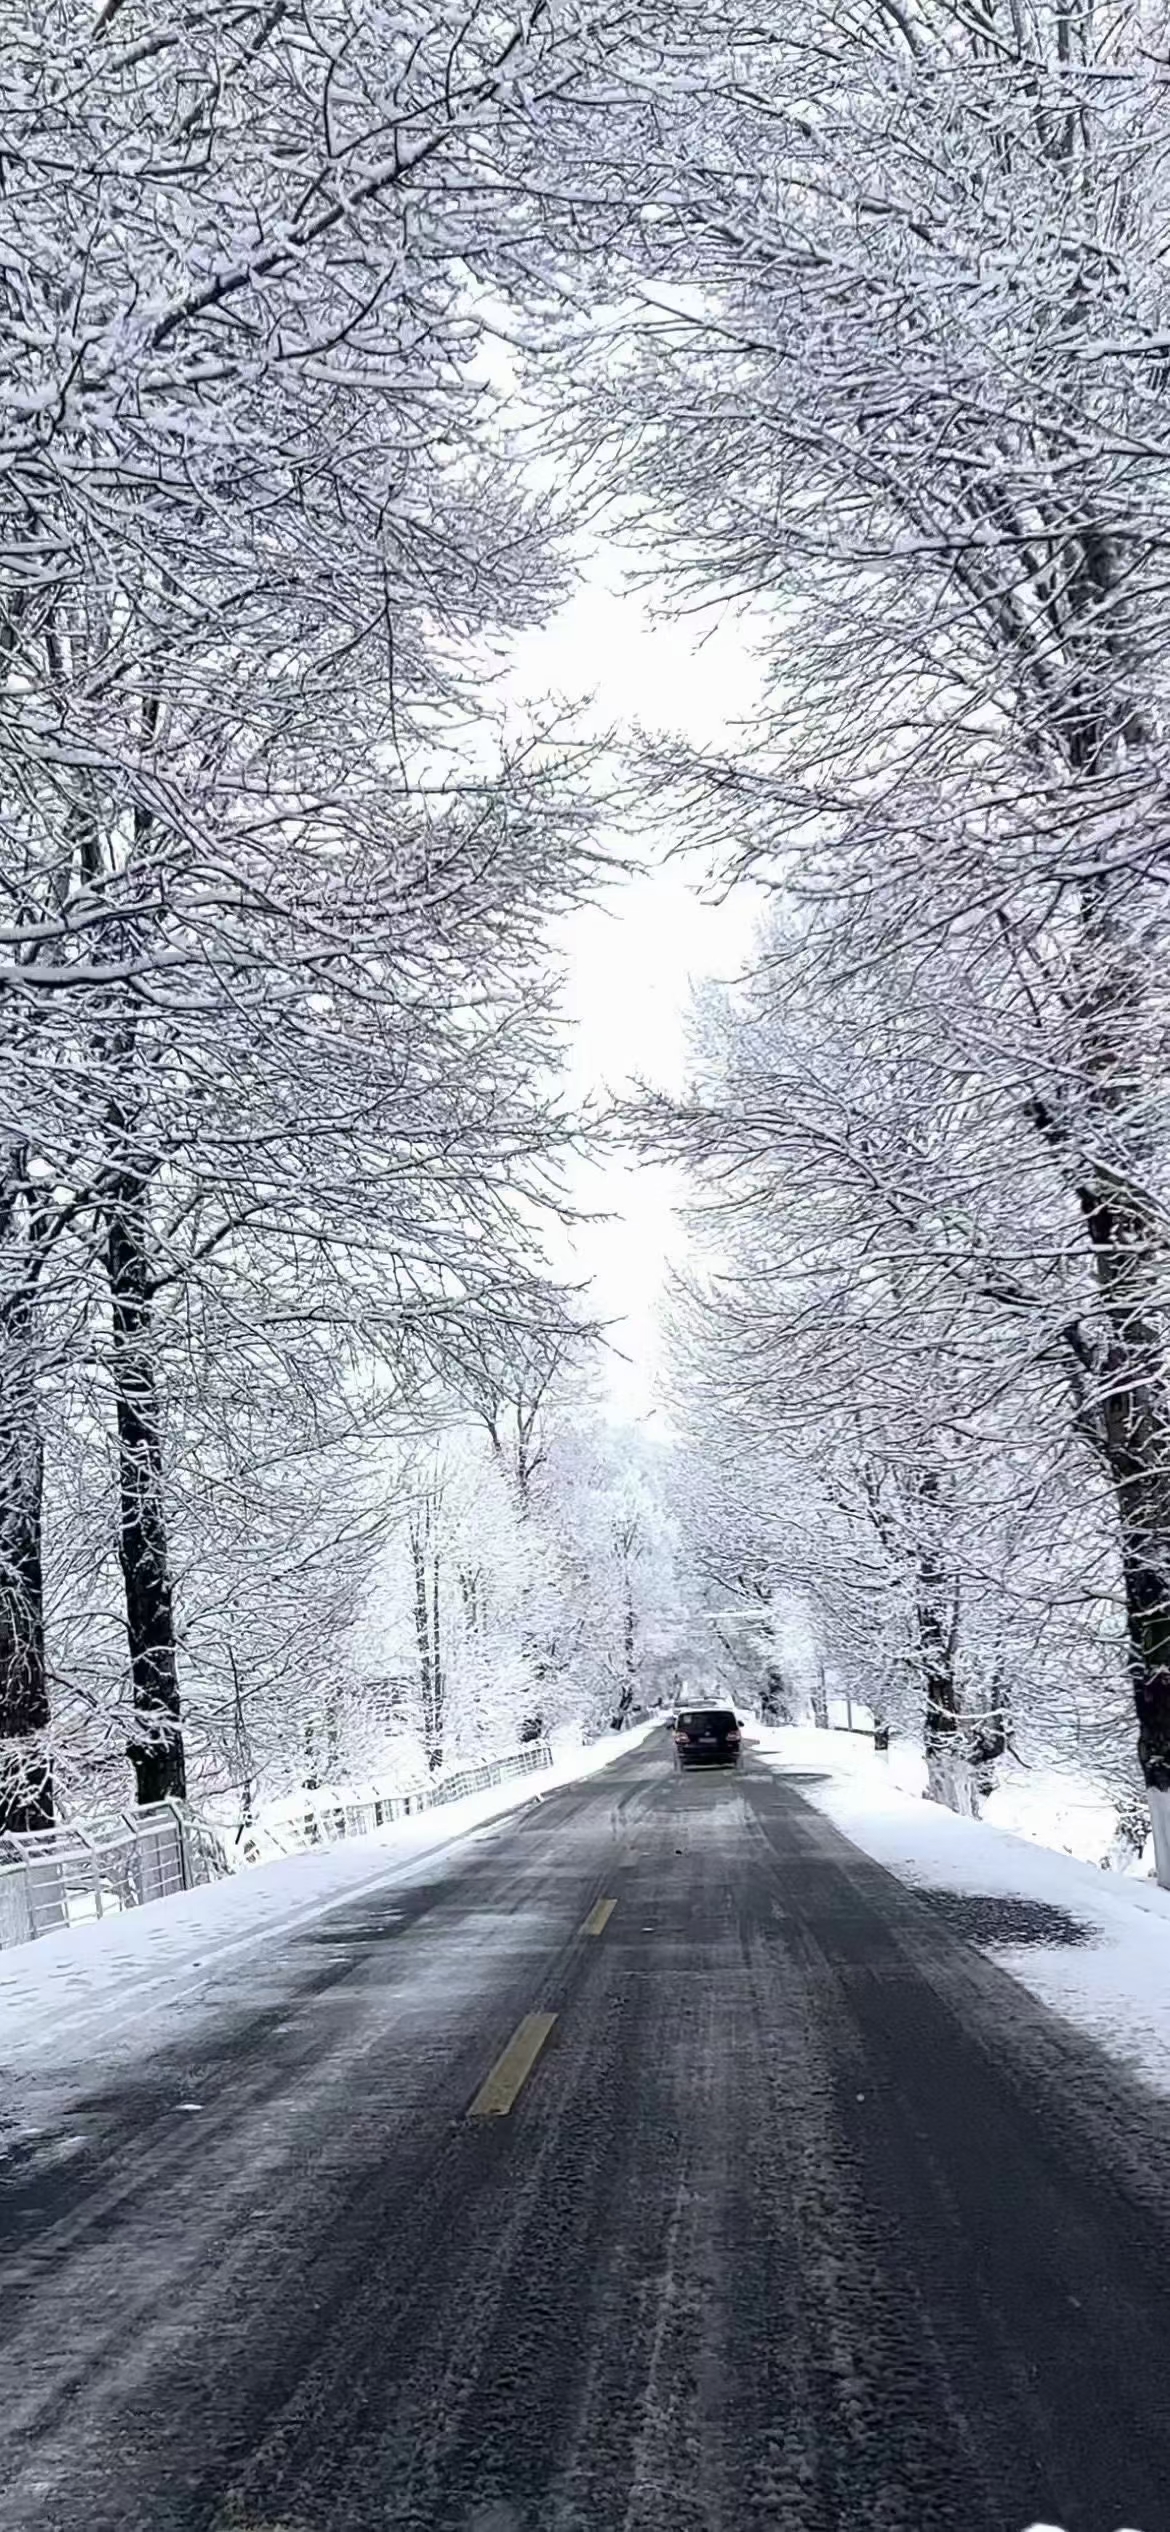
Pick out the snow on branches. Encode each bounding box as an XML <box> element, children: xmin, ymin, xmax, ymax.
<box><xmin>0</xmin><ymin>0</ymin><xmax>604</xmax><ymax>1822</ymax></box>
<box><xmin>543</xmin><ymin>0</ymin><xmax>1170</xmax><ymax>1851</ymax></box>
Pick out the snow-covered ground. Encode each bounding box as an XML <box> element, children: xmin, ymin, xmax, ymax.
<box><xmin>806</xmin><ymin>1709</ymin><xmax>1132</xmax><ymax>1872</ymax></box>
<box><xmin>0</xmin><ymin>1718</ymin><xmax>658</xmax><ymax>2103</ymax></box>
<box><xmin>758</xmin><ymin>1724</ymin><xmax>1170</xmax><ymax>2099</ymax></box>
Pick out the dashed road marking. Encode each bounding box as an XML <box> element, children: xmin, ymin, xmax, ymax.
<box><xmin>582</xmin><ymin>1896</ymin><xmax>617</xmax><ymax>1937</ymax></box>
<box><xmin>468</xmin><ymin>2012</ymin><xmax>558</xmax><ymax>2117</ymax></box>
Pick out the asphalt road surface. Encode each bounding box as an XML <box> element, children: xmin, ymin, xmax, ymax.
<box><xmin>5</xmin><ymin>1740</ymin><xmax>1170</xmax><ymax>2532</ymax></box>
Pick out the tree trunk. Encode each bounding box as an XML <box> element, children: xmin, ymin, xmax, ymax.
<box><xmin>968</xmin><ymin>1663</ymin><xmax>1009</xmax><ymax>1798</ymax></box>
<box><xmin>1054</xmin><ymin>1164</ymin><xmax>1170</xmax><ymax>1879</ymax></box>
<box><xmin>1104</xmin><ymin>1787</ymin><xmax>1150</xmax><ymax>1875</ymax></box>
<box><xmin>915</xmin><ymin>1480</ymin><xmax>974</xmax><ymax>1814</ymax></box>
<box><xmin>228</xmin><ymin>1648</ymin><xmax>254</xmax><ymax>1836</ymax></box>
<box><xmin>869</xmin><ymin>1670</ymin><xmax>893</xmax><ymax>1756</ymax></box>
<box><xmin>410</xmin><ymin>1525</ymin><xmax>444</xmax><ymax>1773</ymax></box>
<box><xmin>0</xmin><ymin>1159</ymin><xmax>51</xmax><ymax>1832</ymax></box>
<box><xmin>1097</xmin><ymin>1406</ymin><xmax>1170</xmax><ymax>1882</ymax></box>
<box><xmin>1028</xmin><ymin>855</ymin><xmax>1170</xmax><ymax>1874</ymax></box>
<box><xmin>105</xmin><ymin>1169</ymin><xmax>185</xmax><ymax>1808</ymax></box>
<box><xmin>761</xmin><ymin>1664</ymin><xmax>790</xmax><ymax>1725</ymax></box>
<box><xmin>430</xmin><ymin>1551</ymin><xmax>444</xmax><ymax>1771</ymax></box>
<box><xmin>304</xmin><ymin>1717</ymin><xmax>320</xmax><ymax>1792</ymax></box>
<box><xmin>611</xmin><ymin>1563</ymin><xmax>638</xmax><ymax>1725</ymax></box>
<box><xmin>0</xmin><ymin>1301</ymin><xmax>50</xmax><ymax>1832</ymax></box>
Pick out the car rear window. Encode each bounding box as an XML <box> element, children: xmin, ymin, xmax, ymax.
<box><xmin>677</xmin><ymin>1710</ymin><xmax>736</xmax><ymax>1730</ymax></box>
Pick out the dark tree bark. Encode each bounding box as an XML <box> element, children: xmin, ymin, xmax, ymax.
<box><xmin>913</xmin><ymin>1474</ymin><xmax>970</xmax><ymax>1812</ymax></box>
<box><xmin>1071</xmin><ymin>1194</ymin><xmax>1170</xmax><ymax>1876</ymax></box>
<box><xmin>1068</xmin><ymin>870</ymin><xmax>1170</xmax><ymax>1836</ymax></box>
<box><xmin>609</xmin><ymin>1521</ymin><xmax>639</xmax><ymax>1726</ymax></box>
<box><xmin>430</xmin><ymin>1549</ymin><xmax>443</xmax><ymax>1770</ymax></box>
<box><xmin>409</xmin><ymin>1515</ymin><xmax>445</xmax><ymax>1772</ymax></box>
<box><xmin>968</xmin><ymin>1662</ymin><xmax>1009</xmax><ymax>1797</ymax></box>
<box><xmin>304</xmin><ymin>1717</ymin><xmax>320</xmax><ymax>1792</ymax></box>
<box><xmin>0</xmin><ymin>1155</ymin><xmax>51</xmax><ymax>1832</ymax></box>
<box><xmin>104</xmin><ymin>1164</ymin><xmax>185</xmax><ymax>1808</ymax></box>
<box><xmin>761</xmin><ymin>1664</ymin><xmax>790</xmax><ymax>1725</ymax></box>
<box><xmin>1069</xmin><ymin>1185</ymin><xmax>1170</xmax><ymax>1756</ymax></box>
<box><xmin>228</xmin><ymin>1649</ymin><xmax>255</xmax><ymax>1838</ymax></box>
<box><xmin>1029</xmin><ymin>879</ymin><xmax>1170</xmax><ymax>1876</ymax></box>
<box><xmin>861</xmin><ymin>1458</ymin><xmax>966</xmax><ymax>1803</ymax></box>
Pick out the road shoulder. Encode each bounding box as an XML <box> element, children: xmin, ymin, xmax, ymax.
<box><xmin>755</xmin><ymin>1726</ymin><xmax>1170</xmax><ymax>2098</ymax></box>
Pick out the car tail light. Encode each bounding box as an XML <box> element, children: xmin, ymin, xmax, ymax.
<box><xmin>675</xmin><ymin>1729</ymin><xmax>693</xmax><ymax>1743</ymax></box>
<box><xmin>727</xmin><ymin>1730</ymin><xmax>740</xmax><ymax>1744</ymax></box>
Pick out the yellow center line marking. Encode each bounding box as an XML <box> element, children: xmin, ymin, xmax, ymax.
<box><xmin>583</xmin><ymin>1896</ymin><xmax>617</xmax><ymax>1937</ymax></box>
<box><xmin>468</xmin><ymin>2011</ymin><xmax>558</xmax><ymax>2118</ymax></box>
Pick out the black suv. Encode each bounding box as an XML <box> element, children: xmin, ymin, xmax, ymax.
<box><xmin>672</xmin><ymin>1708</ymin><xmax>742</xmax><ymax>1769</ymax></box>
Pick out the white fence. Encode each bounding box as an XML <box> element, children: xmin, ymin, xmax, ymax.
<box><xmin>244</xmin><ymin>1738</ymin><xmax>554</xmax><ymax>1863</ymax></box>
<box><xmin>0</xmin><ymin>1802</ymin><xmax>230</xmax><ymax>1951</ymax></box>
<box><xmin>0</xmin><ymin>1740</ymin><xmax>556</xmax><ymax>1951</ymax></box>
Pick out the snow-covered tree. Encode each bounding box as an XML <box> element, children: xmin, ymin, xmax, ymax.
<box><xmin>526</xmin><ymin>1416</ymin><xmax>700</xmax><ymax>1724</ymax></box>
<box><xmin>659</xmin><ymin>928</ymin><xmax>1135</xmax><ymax>1813</ymax></box>
<box><xmin>0</xmin><ymin>0</ymin><xmax>606</xmax><ymax>1822</ymax></box>
<box><xmin>528</xmin><ymin>0</ymin><xmax>1170</xmax><ymax>1867</ymax></box>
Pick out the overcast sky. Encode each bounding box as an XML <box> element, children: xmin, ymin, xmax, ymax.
<box><xmin>509</xmin><ymin>562</ymin><xmax>764</xmax><ymax>1422</ymax></box>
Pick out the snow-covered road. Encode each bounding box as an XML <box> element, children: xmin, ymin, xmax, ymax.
<box><xmin>758</xmin><ymin>1723</ymin><xmax>1170</xmax><ymax>2099</ymax></box>
<box><xmin>3</xmin><ymin>1733</ymin><xmax>1170</xmax><ymax>2531</ymax></box>
<box><xmin>0</xmin><ymin>1722</ymin><xmax>659</xmax><ymax>2120</ymax></box>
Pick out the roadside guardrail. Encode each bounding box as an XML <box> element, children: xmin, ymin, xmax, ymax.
<box><xmin>0</xmin><ymin>1739</ymin><xmax>555</xmax><ymax>1951</ymax></box>
<box><xmin>253</xmin><ymin>1738</ymin><xmax>554</xmax><ymax>1862</ymax></box>
<box><xmin>0</xmin><ymin>1801</ymin><xmax>231</xmax><ymax>1950</ymax></box>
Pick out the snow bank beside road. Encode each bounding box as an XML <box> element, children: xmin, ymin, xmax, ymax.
<box><xmin>0</xmin><ymin>1718</ymin><xmax>657</xmax><ymax>2099</ymax></box>
<box><xmin>779</xmin><ymin>1723</ymin><xmax>1132</xmax><ymax>1873</ymax></box>
<box><xmin>756</xmin><ymin>1725</ymin><xmax>1170</xmax><ymax>2098</ymax></box>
